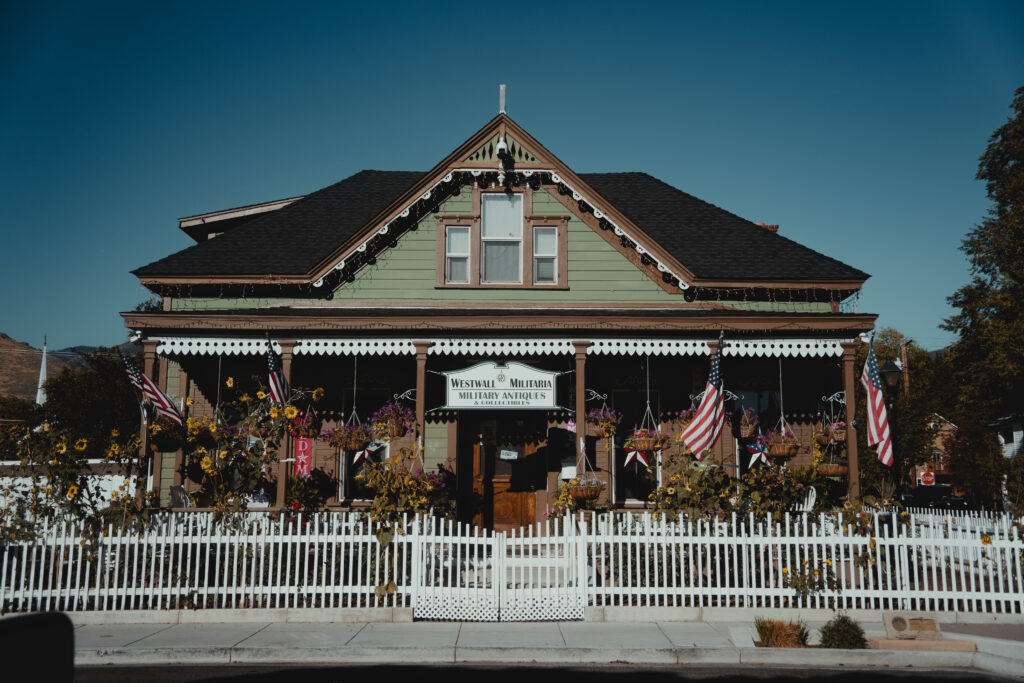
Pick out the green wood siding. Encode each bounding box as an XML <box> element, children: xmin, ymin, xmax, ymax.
<box><xmin>330</xmin><ymin>189</ymin><xmax>679</xmax><ymax>304</ymax></box>
<box><xmin>424</xmin><ymin>420</ymin><xmax>448</xmax><ymax>472</ymax></box>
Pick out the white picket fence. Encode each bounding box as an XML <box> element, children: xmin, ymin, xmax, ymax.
<box><xmin>1</xmin><ymin>510</ymin><xmax>1021</xmax><ymax>619</ymax></box>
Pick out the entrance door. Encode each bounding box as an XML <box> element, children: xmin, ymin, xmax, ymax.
<box><xmin>461</xmin><ymin>412</ymin><xmax>546</xmax><ymax>531</ymax></box>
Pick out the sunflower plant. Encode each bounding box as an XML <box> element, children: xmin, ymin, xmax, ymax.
<box><xmin>178</xmin><ymin>376</ymin><xmax>324</xmax><ymax>518</ymax></box>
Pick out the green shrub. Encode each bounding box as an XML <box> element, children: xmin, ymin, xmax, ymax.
<box><xmin>819</xmin><ymin>613</ymin><xmax>867</xmax><ymax>649</ymax></box>
<box><xmin>754</xmin><ymin>616</ymin><xmax>809</xmax><ymax>647</ymax></box>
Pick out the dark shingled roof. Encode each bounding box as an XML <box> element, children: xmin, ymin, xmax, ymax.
<box><xmin>134</xmin><ymin>170</ymin><xmax>867</xmax><ymax>282</ymax></box>
<box><xmin>134</xmin><ymin>171</ymin><xmax>426</xmax><ymax>277</ymax></box>
<box><xmin>580</xmin><ymin>172</ymin><xmax>867</xmax><ymax>281</ymax></box>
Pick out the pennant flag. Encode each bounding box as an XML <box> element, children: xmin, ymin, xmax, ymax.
<box><xmin>266</xmin><ymin>338</ymin><xmax>289</xmax><ymax>404</ymax></box>
<box><xmin>680</xmin><ymin>333</ymin><xmax>726</xmax><ymax>459</ymax></box>
<box><xmin>122</xmin><ymin>353</ymin><xmax>183</xmax><ymax>426</ymax></box>
<box><xmin>861</xmin><ymin>339</ymin><xmax>894</xmax><ymax>466</ymax></box>
<box><xmin>623</xmin><ymin>446</ymin><xmax>649</xmax><ymax>467</ymax></box>
<box><xmin>746</xmin><ymin>435</ymin><xmax>769</xmax><ymax>469</ymax></box>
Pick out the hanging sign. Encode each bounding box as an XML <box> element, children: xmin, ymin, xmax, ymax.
<box><xmin>443</xmin><ymin>361</ymin><xmax>557</xmax><ymax>410</ymax></box>
<box><xmin>293</xmin><ymin>437</ymin><xmax>313</xmax><ymax>478</ymax></box>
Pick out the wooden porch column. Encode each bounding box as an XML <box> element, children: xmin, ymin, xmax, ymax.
<box><xmin>141</xmin><ymin>340</ymin><xmax>159</xmax><ymax>503</ymax></box>
<box><xmin>275</xmin><ymin>340</ymin><xmax>297</xmax><ymax>509</ymax></box>
<box><xmin>413</xmin><ymin>341</ymin><xmax>431</xmax><ymax>446</ymax></box>
<box><xmin>571</xmin><ymin>341</ymin><xmax>591</xmax><ymax>467</ymax></box>
<box><xmin>174</xmin><ymin>367</ymin><xmax>189</xmax><ymax>487</ymax></box>
<box><xmin>841</xmin><ymin>342</ymin><xmax>861</xmax><ymax>503</ymax></box>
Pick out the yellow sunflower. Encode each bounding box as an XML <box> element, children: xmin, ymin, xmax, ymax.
<box><xmin>55</xmin><ymin>442</ymin><xmax>67</xmax><ymax>454</ymax></box>
<box><xmin>226</xmin><ymin>377</ymin><xmax>234</xmax><ymax>388</ymax></box>
<box><xmin>312</xmin><ymin>387</ymin><xmax>324</xmax><ymax>402</ymax></box>
<box><xmin>110</xmin><ymin>428</ymin><xmax>119</xmax><ymax>438</ymax></box>
<box><xmin>185</xmin><ymin>396</ymin><xmax>194</xmax><ymax>406</ymax></box>
<box><xmin>257</xmin><ymin>391</ymin><xmax>266</xmax><ymax>400</ymax></box>
<box><xmin>981</xmin><ymin>535</ymin><xmax>992</xmax><ymax>546</ymax></box>
<box><xmin>284</xmin><ymin>405</ymin><xmax>299</xmax><ymax>420</ymax></box>
<box><xmin>74</xmin><ymin>438</ymin><xmax>88</xmax><ymax>451</ymax></box>
<box><xmin>66</xmin><ymin>485</ymin><xmax>78</xmax><ymax>500</ymax></box>
<box><xmin>269</xmin><ymin>406</ymin><xmax>281</xmax><ymax>420</ymax></box>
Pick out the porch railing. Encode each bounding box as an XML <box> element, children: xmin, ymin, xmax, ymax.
<box><xmin>1</xmin><ymin>510</ymin><xmax>1021</xmax><ymax>617</ymax></box>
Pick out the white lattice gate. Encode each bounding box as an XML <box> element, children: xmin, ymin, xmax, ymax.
<box><xmin>411</xmin><ymin>518</ymin><xmax>585</xmax><ymax>621</ymax></box>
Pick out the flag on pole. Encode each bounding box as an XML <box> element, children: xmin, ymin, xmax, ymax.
<box><xmin>861</xmin><ymin>339</ymin><xmax>894</xmax><ymax>467</ymax></box>
<box><xmin>679</xmin><ymin>333</ymin><xmax>726</xmax><ymax>459</ymax></box>
<box><xmin>266</xmin><ymin>338</ymin><xmax>289</xmax><ymax>404</ymax></box>
<box><xmin>122</xmin><ymin>353</ymin><xmax>183</xmax><ymax>426</ymax></box>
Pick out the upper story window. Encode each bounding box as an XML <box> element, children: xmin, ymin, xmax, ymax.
<box><xmin>481</xmin><ymin>194</ymin><xmax>523</xmax><ymax>283</ymax></box>
<box><xmin>435</xmin><ymin>187</ymin><xmax>568</xmax><ymax>289</ymax></box>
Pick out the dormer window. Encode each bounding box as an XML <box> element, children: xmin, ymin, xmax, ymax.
<box><xmin>435</xmin><ymin>187</ymin><xmax>568</xmax><ymax>289</ymax></box>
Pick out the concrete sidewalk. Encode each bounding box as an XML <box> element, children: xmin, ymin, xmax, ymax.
<box><xmin>67</xmin><ymin>615</ymin><xmax>1024</xmax><ymax>678</ymax></box>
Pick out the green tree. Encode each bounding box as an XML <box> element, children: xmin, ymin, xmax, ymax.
<box><xmin>40</xmin><ymin>350</ymin><xmax>141</xmax><ymax>460</ymax></box>
<box><xmin>943</xmin><ymin>85</ymin><xmax>1024</xmax><ymax>422</ymax></box>
<box><xmin>944</xmin><ymin>424</ymin><xmax>1007</xmax><ymax>510</ymax></box>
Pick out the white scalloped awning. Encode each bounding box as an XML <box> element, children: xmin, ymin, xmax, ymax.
<box><xmin>155</xmin><ymin>336</ymin><xmax>851</xmax><ymax>358</ymax></box>
<box><xmin>156</xmin><ymin>338</ymin><xmax>281</xmax><ymax>355</ymax></box>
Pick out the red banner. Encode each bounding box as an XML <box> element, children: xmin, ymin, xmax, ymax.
<box><xmin>293</xmin><ymin>437</ymin><xmax>313</xmax><ymax>478</ymax></box>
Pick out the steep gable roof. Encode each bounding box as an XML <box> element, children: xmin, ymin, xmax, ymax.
<box><xmin>133</xmin><ymin>115</ymin><xmax>867</xmax><ymax>287</ymax></box>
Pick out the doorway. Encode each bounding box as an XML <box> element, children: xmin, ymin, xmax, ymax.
<box><xmin>457</xmin><ymin>411</ymin><xmax>547</xmax><ymax>531</ymax></box>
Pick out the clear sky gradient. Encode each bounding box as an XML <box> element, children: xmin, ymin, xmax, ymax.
<box><xmin>2</xmin><ymin>1</ymin><xmax>1022</xmax><ymax>351</ymax></box>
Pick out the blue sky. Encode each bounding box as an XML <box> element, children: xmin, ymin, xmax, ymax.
<box><xmin>1</xmin><ymin>1</ymin><xmax>1022</xmax><ymax>351</ymax></box>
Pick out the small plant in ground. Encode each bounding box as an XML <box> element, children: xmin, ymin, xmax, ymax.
<box><xmin>819</xmin><ymin>613</ymin><xmax>867</xmax><ymax>649</ymax></box>
<box><xmin>754</xmin><ymin>616</ymin><xmax>809</xmax><ymax>647</ymax></box>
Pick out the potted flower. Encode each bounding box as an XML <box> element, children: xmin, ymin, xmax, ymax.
<box><xmin>585</xmin><ymin>406</ymin><xmax>622</xmax><ymax>438</ymax></box>
<box><xmin>738</xmin><ymin>408</ymin><xmax>759</xmax><ymax>439</ymax></box>
<box><xmin>625</xmin><ymin>427</ymin><xmax>668</xmax><ymax>452</ymax></box>
<box><xmin>371</xmin><ymin>401</ymin><xmax>415</xmax><ymax>441</ymax></box>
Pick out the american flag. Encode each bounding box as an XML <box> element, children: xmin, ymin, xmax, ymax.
<box><xmin>266</xmin><ymin>339</ymin><xmax>289</xmax><ymax>404</ymax></box>
<box><xmin>121</xmin><ymin>353</ymin><xmax>183</xmax><ymax>426</ymax></box>
<box><xmin>680</xmin><ymin>334</ymin><xmax>726</xmax><ymax>459</ymax></box>
<box><xmin>861</xmin><ymin>339</ymin><xmax>894</xmax><ymax>467</ymax></box>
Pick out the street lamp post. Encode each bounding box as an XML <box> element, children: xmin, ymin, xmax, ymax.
<box><xmin>880</xmin><ymin>360</ymin><xmax>902</xmax><ymax>488</ymax></box>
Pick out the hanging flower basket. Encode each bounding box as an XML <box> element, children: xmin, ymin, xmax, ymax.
<box><xmin>814</xmin><ymin>431</ymin><xmax>832</xmax><ymax>447</ymax></box>
<box><xmin>149</xmin><ymin>420</ymin><xmax>185</xmax><ymax>452</ymax></box>
<box><xmin>327</xmin><ymin>424</ymin><xmax>374</xmax><ymax>452</ymax></box>
<box><xmin>765</xmin><ymin>427</ymin><xmax>800</xmax><ymax>460</ymax></box>
<box><xmin>817</xmin><ymin>464</ymin><xmax>849</xmax><ymax>477</ymax></box>
<box><xmin>626</xmin><ymin>429</ymin><xmax>668</xmax><ymax>452</ymax></box>
<box><xmin>568</xmin><ymin>482</ymin><xmax>604</xmax><ymax>502</ymax></box>
<box><xmin>586</xmin><ymin>407</ymin><xmax>622</xmax><ymax>439</ymax></box>
<box><xmin>830</xmin><ymin>422</ymin><xmax>847</xmax><ymax>443</ymax></box>
<box><xmin>371</xmin><ymin>401</ymin><xmax>416</xmax><ymax>442</ymax></box>
<box><xmin>738</xmin><ymin>408</ymin><xmax>758</xmax><ymax>439</ymax></box>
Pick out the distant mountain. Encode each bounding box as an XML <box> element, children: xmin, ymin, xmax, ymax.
<box><xmin>0</xmin><ymin>334</ymin><xmax>140</xmax><ymax>400</ymax></box>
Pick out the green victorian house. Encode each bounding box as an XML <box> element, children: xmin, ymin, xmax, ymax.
<box><xmin>125</xmin><ymin>113</ymin><xmax>875</xmax><ymax>529</ymax></box>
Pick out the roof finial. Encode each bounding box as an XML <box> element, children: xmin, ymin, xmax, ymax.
<box><xmin>499</xmin><ymin>84</ymin><xmax>506</xmax><ymax>114</ymax></box>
